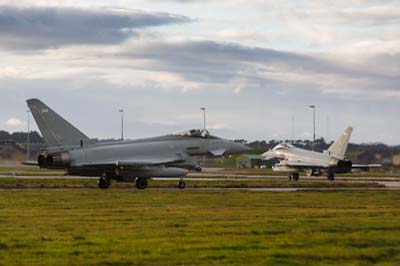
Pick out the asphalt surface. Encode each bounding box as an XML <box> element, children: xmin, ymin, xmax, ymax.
<box><xmin>0</xmin><ymin>187</ymin><xmax>399</xmax><ymax>192</ymax></box>
<box><xmin>1</xmin><ymin>176</ymin><xmax>400</xmax><ymax>191</ymax></box>
<box><xmin>1</xmin><ymin>167</ymin><xmax>400</xmax><ymax>191</ymax></box>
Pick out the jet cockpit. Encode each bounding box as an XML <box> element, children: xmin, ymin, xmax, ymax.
<box><xmin>273</xmin><ymin>143</ymin><xmax>294</xmax><ymax>151</ymax></box>
<box><xmin>174</xmin><ymin>129</ymin><xmax>210</xmax><ymax>138</ymax></box>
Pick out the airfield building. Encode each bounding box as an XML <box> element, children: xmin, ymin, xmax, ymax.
<box><xmin>0</xmin><ymin>140</ymin><xmax>26</xmax><ymax>159</ymax></box>
<box><xmin>236</xmin><ymin>154</ymin><xmax>272</xmax><ymax>168</ymax></box>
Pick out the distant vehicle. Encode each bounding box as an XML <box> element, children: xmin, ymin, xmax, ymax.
<box><xmin>25</xmin><ymin>99</ymin><xmax>250</xmax><ymax>189</ymax></box>
<box><xmin>262</xmin><ymin>127</ymin><xmax>381</xmax><ymax>181</ymax></box>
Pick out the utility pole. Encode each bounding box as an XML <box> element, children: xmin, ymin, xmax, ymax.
<box><xmin>119</xmin><ymin>109</ymin><xmax>124</xmax><ymax>141</ymax></box>
<box><xmin>201</xmin><ymin>107</ymin><xmax>206</xmax><ymax>167</ymax></box>
<box><xmin>309</xmin><ymin>105</ymin><xmax>316</xmax><ymax>151</ymax></box>
<box><xmin>26</xmin><ymin>110</ymin><xmax>30</xmax><ymax>159</ymax></box>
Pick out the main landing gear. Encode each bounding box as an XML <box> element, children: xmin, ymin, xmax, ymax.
<box><xmin>288</xmin><ymin>172</ymin><xmax>299</xmax><ymax>181</ymax></box>
<box><xmin>306</xmin><ymin>169</ymin><xmax>323</xmax><ymax>177</ymax></box>
<box><xmin>98</xmin><ymin>176</ymin><xmax>187</xmax><ymax>190</ymax></box>
<box><xmin>98</xmin><ymin>174</ymin><xmax>111</xmax><ymax>189</ymax></box>
<box><xmin>136</xmin><ymin>177</ymin><xmax>149</xmax><ymax>189</ymax></box>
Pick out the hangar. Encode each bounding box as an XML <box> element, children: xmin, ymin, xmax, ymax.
<box><xmin>236</xmin><ymin>154</ymin><xmax>273</xmax><ymax>168</ymax></box>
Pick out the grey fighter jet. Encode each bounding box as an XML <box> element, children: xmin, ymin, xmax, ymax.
<box><xmin>26</xmin><ymin>99</ymin><xmax>249</xmax><ymax>189</ymax></box>
<box><xmin>262</xmin><ymin>127</ymin><xmax>380</xmax><ymax>181</ymax></box>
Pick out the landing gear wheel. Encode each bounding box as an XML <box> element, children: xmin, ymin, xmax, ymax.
<box><xmin>98</xmin><ymin>174</ymin><xmax>111</xmax><ymax>189</ymax></box>
<box><xmin>177</xmin><ymin>180</ymin><xmax>186</xmax><ymax>189</ymax></box>
<box><xmin>293</xmin><ymin>173</ymin><xmax>299</xmax><ymax>182</ymax></box>
<box><xmin>328</xmin><ymin>172</ymin><xmax>335</xmax><ymax>181</ymax></box>
<box><xmin>136</xmin><ymin>177</ymin><xmax>149</xmax><ymax>189</ymax></box>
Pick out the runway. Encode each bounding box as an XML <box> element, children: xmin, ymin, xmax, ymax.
<box><xmin>1</xmin><ymin>170</ymin><xmax>400</xmax><ymax>191</ymax></box>
<box><xmin>1</xmin><ymin>186</ymin><xmax>400</xmax><ymax>192</ymax></box>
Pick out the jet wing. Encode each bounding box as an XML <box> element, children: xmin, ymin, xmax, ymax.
<box><xmin>352</xmin><ymin>164</ymin><xmax>382</xmax><ymax>171</ymax></box>
<box><xmin>75</xmin><ymin>155</ymin><xmax>186</xmax><ymax>168</ymax></box>
<box><xmin>279</xmin><ymin>160</ymin><xmax>328</xmax><ymax>169</ymax></box>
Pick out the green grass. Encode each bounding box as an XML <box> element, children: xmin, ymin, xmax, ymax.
<box><xmin>0</xmin><ymin>190</ymin><xmax>400</xmax><ymax>265</ymax></box>
<box><xmin>0</xmin><ymin>165</ymin><xmax>64</xmax><ymax>177</ymax></box>
<box><xmin>0</xmin><ymin>177</ymin><xmax>384</xmax><ymax>189</ymax></box>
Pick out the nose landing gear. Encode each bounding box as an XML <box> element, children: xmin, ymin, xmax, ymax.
<box><xmin>98</xmin><ymin>174</ymin><xmax>111</xmax><ymax>189</ymax></box>
<box><xmin>327</xmin><ymin>170</ymin><xmax>335</xmax><ymax>181</ymax></box>
<box><xmin>177</xmin><ymin>178</ymin><xmax>186</xmax><ymax>189</ymax></box>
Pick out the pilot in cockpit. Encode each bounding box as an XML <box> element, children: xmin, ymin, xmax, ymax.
<box><xmin>175</xmin><ymin>129</ymin><xmax>210</xmax><ymax>138</ymax></box>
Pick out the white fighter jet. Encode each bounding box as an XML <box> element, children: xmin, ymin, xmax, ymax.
<box><xmin>262</xmin><ymin>127</ymin><xmax>381</xmax><ymax>181</ymax></box>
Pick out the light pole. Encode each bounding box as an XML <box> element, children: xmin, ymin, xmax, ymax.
<box><xmin>291</xmin><ymin>115</ymin><xmax>295</xmax><ymax>143</ymax></box>
<box><xmin>119</xmin><ymin>109</ymin><xmax>124</xmax><ymax>141</ymax></box>
<box><xmin>201</xmin><ymin>107</ymin><xmax>206</xmax><ymax>167</ymax></box>
<box><xmin>326</xmin><ymin>115</ymin><xmax>330</xmax><ymax>144</ymax></box>
<box><xmin>201</xmin><ymin>107</ymin><xmax>206</xmax><ymax>130</ymax></box>
<box><xmin>309</xmin><ymin>105</ymin><xmax>316</xmax><ymax>151</ymax></box>
<box><xmin>26</xmin><ymin>110</ymin><xmax>30</xmax><ymax>158</ymax></box>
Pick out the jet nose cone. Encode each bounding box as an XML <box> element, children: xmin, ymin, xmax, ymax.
<box><xmin>231</xmin><ymin>142</ymin><xmax>252</xmax><ymax>154</ymax></box>
<box><xmin>261</xmin><ymin>150</ymin><xmax>275</xmax><ymax>160</ymax></box>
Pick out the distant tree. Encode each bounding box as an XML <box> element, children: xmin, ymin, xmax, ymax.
<box><xmin>29</xmin><ymin>131</ymin><xmax>43</xmax><ymax>143</ymax></box>
<box><xmin>0</xmin><ymin>130</ymin><xmax>11</xmax><ymax>140</ymax></box>
<box><xmin>0</xmin><ymin>130</ymin><xmax>43</xmax><ymax>143</ymax></box>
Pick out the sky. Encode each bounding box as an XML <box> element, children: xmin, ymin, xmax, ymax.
<box><xmin>0</xmin><ymin>0</ymin><xmax>399</xmax><ymax>144</ymax></box>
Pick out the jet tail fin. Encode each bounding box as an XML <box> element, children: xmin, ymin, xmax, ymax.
<box><xmin>27</xmin><ymin>99</ymin><xmax>90</xmax><ymax>147</ymax></box>
<box><xmin>326</xmin><ymin>127</ymin><xmax>353</xmax><ymax>160</ymax></box>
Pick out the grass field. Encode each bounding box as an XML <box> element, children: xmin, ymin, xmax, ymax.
<box><xmin>0</xmin><ymin>166</ymin><xmax>64</xmax><ymax>177</ymax></box>
<box><xmin>1</xmin><ymin>190</ymin><xmax>400</xmax><ymax>265</ymax></box>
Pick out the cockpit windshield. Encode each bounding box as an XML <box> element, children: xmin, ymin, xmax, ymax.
<box><xmin>274</xmin><ymin>143</ymin><xmax>294</xmax><ymax>150</ymax></box>
<box><xmin>174</xmin><ymin>129</ymin><xmax>210</xmax><ymax>138</ymax></box>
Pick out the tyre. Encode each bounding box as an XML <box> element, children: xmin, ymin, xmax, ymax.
<box><xmin>293</xmin><ymin>173</ymin><xmax>299</xmax><ymax>181</ymax></box>
<box><xmin>136</xmin><ymin>177</ymin><xmax>149</xmax><ymax>189</ymax></box>
<box><xmin>178</xmin><ymin>180</ymin><xmax>186</xmax><ymax>189</ymax></box>
<box><xmin>98</xmin><ymin>175</ymin><xmax>111</xmax><ymax>189</ymax></box>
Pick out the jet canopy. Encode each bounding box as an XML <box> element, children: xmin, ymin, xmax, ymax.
<box><xmin>273</xmin><ymin>143</ymin><xmax>294</xmax><ymax>150</ymax></box>
<box><xmin>174</xmin><ymin>129</ymin><xmax>210</xmax><ymax>138</ymax></box>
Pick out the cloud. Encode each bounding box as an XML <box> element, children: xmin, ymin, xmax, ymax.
<box><xmin>1</xmin><ymin>35</ymin><xmax>398</xmax><ymax>100</ymax></box>
<box><xmin>109</xmin><ymin>37</ymin><xmax>399</xmax><ymax>99</ymax></box>
<box><xmin>5</xmin><ymin>118</ymin><xmax>24</xmax><ymax>127</ymax></box>
<box><xmin>0</xmin><ymin>5</ymin><xmax>191</xmax><ymax>50</ymax></box>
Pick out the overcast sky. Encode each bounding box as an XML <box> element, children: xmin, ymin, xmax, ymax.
<box><xmin>0</xmin><ymin>1</ymin><xmax>399</xmax><ymax>144</ymax></box>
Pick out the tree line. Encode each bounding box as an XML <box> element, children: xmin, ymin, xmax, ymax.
<box><xmin>0</xmin><ymin>130</ymin><xmax>43</xmax><ymax>143</ymax></box>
